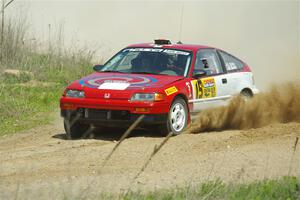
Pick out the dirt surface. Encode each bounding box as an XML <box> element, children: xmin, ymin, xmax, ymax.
<box><xmin>0</xmin><ymin>113</ymin><xmax>299</xmax><ymax>199</ymax></box>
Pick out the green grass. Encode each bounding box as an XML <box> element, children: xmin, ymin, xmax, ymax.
<box><xmin>0</xmin><ymin>59</ymin><xmax>94</xmax><ymax>136</ymax></box>
<box><xmin>0</xmin><ymin>17</ymin><xmax>94</xmax><ymax>136</ymax></box>
<box><xmin>0</xmin><ymin>83</ymin><xmax>63</xmax><ymax>136</ymax></box>
<box><xmin>0</xmin><ymin>50</ymin><xmax>93</xmax><ymax>136</ymax></box>
<box><xmin>120</xmin><ymin>176</ymin><xmax>300</xmax><ymax>200</ymax></box>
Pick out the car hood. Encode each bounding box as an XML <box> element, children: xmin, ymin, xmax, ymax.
<box><xmin>69</xmin><ymin>72</ymin><xmax>184</xmax><ymax>99</ymax></box>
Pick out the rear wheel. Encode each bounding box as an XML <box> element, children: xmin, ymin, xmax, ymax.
<box><xmin>64</xmin><ymin>119</ymin><xmax>89</xmax><ymax>139</ymax></box>
<box><xmin>240</xmin><ymin>89</ymin><xmax>253</xmax><ymax>100</ymax></box>
<box><xmin>159</xmin><ymin>98</ymin><xmax>188</xmax><ymax>136</ymax></box>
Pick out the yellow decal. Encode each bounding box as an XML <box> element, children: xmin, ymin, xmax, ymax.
<box><xmin>165</xmin><ymin>86</ymin><xmax>178</xmax><ymax>96</ymax></box>
<box><xmin>191</xmin><ymin>78</ymin><xmax>216</xmax><ymax>99</ymax></box>
<box><xmin>201</xmin><ymin>77</ymin><xmax>216</xmax><ymax>98</ymax></box>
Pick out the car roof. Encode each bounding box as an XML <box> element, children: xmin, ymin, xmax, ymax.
<box><xmin>127</xmin><ymin>42</ymin><xmax>214</xmax><ymax>52</ymax></box>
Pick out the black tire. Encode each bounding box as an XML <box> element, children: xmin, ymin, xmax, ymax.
<box><xmin>64</xmin><ymin>119</ymin><xmax>89</xmax><ymax>139</ymax></box>
<box><xmin>240</xmin><ymin>89</ymin><xmax>253</xmax><ymax>100</ymax></box>
<box><xmin>159</xmin><ymin>98</ymin><xmax>188</xmax><ymax>136</ymax></box>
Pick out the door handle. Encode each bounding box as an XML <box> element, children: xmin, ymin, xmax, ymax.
<box><xmin>222</xmin><ymin>78</ymin><xmax>227</xmax><ymax>84</ymax></box>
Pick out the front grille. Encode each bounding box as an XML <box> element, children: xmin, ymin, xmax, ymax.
<box><xmin>86</xmin><ymin>109</ymin><xmax>107</xmax><ymax>119</ymax></box>
<box><xmin>84</xmin><ymin>109</ymin><xmax>130</xmax><ymax>120</ymax></box>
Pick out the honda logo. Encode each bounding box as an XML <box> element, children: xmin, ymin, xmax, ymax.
<box><xmin>104</xmin><ymin>93</ymin><xmax>111</xmax><ymax>99</ymax></box>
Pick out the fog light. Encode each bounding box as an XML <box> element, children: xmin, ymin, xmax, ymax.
<box><xmin>135</xmin><ymin>107</ymin><xmax>150</xmax><ymax>113</ymax></box>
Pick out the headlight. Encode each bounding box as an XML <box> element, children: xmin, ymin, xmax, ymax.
<box><xmin>65</xmin><ymin>90</ymin><xmax>85</xmax><ymax>98</ymax></box>
<box><xmin>131</xmin><ymin>93</ymin><xmax>165</xmax><ymax>102</ymax></box>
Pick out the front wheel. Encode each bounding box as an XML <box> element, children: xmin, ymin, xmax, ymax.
<box><xmin>64</xmin><ymin>119</ymin><xmax>89</xmax><ymax>139</ymax></box>
<box><xmin>159</xmin><ymin>98</ymin><xmax>188</xmax><ymax>136</ymax></box>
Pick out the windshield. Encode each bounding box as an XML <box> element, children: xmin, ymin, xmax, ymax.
<box><xmin>100</xmin><ymin>48</ymin><xmax>192</xmax><ymax>76</ymax></box>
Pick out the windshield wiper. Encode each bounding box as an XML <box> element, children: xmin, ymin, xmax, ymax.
<box><xmin>130</xmin><ymin>71</ymin><xmax>159</xmax><ymax>75</ymax></box>
<box><xmin>101</xmin><ymin>70</ymin><xmax>125</xmax><ymax>73</ymax></box>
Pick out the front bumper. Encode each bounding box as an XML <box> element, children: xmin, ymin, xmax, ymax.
<box><xmin>60</xmin><ymin>97</ymin><xmax>171</xmax><ymax>127</ymax></box>
<box><xmin>60</xmin><ymin>97</ymin><xmax>170</xmax><ymax>114</ymax></box>
<box><xmin>61</xmin><ymin>108</ymin><xmax>168</xmax><ymax>127</ymax></box>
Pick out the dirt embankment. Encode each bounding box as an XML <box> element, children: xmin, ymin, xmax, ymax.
<box><xmin>189</xmin><ymin>82</ymin><xmax>300</xmax><ymax>133</ymax></box>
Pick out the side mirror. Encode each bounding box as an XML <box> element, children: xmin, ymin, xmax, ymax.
<box><xmin>193</xmin><ymin>70</ymin><xmax>207</xmax><ymax>79</ymax></box>
<box><xmin>93</xmin><ymin>64</ymin><xmax>103</xmax><ymax>71</ymax></box>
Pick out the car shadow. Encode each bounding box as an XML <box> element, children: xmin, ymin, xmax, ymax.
<box><xmin>52</xmin><ymin>127</ymin><xmax>162</xmax><ymax>141</ymax></box>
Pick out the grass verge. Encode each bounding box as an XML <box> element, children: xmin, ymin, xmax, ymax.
<box><xmin>120</xmin><ymin>176</ymin><xmax>300</xmax><ymax>200</ymax></box>
<box><xmin>0</xmin><ymin>57</ymin><xmax>94</xmax><ymax>136</ymax></box>
<box><xmin>0</xmin><ymin>83</ymin><xmax>64</xmax><ymax>136</ymax></box>
<box><xmin>0</xmin><ymin>15</ymin><xmax>94</xmax><ymax>136</ymax></box>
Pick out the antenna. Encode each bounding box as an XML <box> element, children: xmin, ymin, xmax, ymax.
<box><xmin>178</xmin><ymin>2</ymin><xmax>184</xmax><ymax>43</ymax></box>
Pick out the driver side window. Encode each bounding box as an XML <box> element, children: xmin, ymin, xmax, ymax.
<box><xmin>193</xmin><ymin>49</ymin><xmax>223</xmax><ymax>76</ymax></box>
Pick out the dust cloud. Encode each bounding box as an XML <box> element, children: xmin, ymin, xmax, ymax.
<box><xmin>189</xmin><ymin>82</ymin><xmax>300</xmax><ymax>134</ymax></box>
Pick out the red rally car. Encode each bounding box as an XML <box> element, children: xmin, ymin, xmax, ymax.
<box><xmin>60</xmin><ymin>39</ymin><xmax>259</xmax><ymax>139</ymax></box>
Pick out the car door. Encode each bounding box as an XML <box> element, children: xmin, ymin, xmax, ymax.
<box><xmin>190</xmin><ymin>48</ymin><xmax>231</xmax><ymax>112</ymax></box>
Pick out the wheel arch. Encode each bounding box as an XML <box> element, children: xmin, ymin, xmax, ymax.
<box><xmin>240</xmin><ymin>87</ymin><xmax>253</xmax><ymax>97</ymax></box>
<box><xmin>173</xmin><ymin>93</ymin><xmax>189</xmax><ymax>105</ymax></box>
<box><xmin>172</xmin><ymin>93</ymin><xmax>190</xmax><ymax>117</ymax></box>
